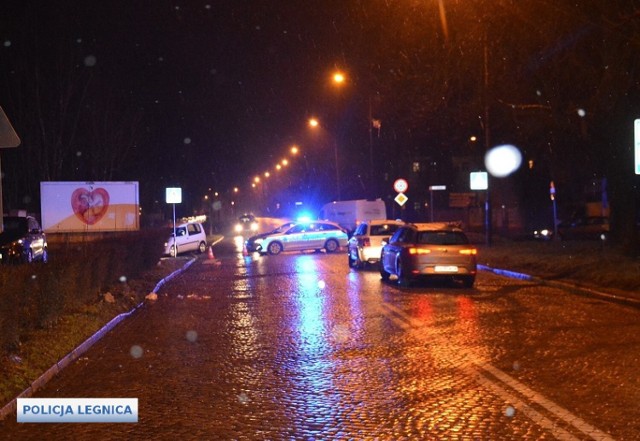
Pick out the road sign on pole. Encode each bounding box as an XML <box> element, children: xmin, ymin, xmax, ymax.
<box><xmin>393</xmin><ymin>178</ymin><xmax>408</xmax><ymax>193</ymax></box>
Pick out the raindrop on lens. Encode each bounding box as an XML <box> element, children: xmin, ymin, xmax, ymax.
<box><xmin>119</xmin><ymin>276</ymin><xmax>127</xmax><ymax>283</ymax></box>
<box><xmin>130</xmin><ymin>345</ymin><xmax>144</xmax><ymax>359</ymax></box>
<box><xmin>3</xmin><ymin>40</ymin><xmax>11</xmax><ymax>47</ymax></box>
<box><xmin>183</xmin><ymin>137</ymin><xmax>191</xmax><ymax>145</ymax></box>
<box><xmin>484</xmin><ymin>144</ymin><xmax>522</xmax><ymax>178</ymax></box>
<box><xmin>84</xmin><ymin>55</ymin><xmax>97</xmax><ymax>67</ymax></box>
<box><xmin>505</xmin><ymin>406</ymin><xmax>516</xmax><ymax>417</ymax></box>
<box><xmin>186</xmin><ymin>330</ymin><xmax>198</xmax><ymax>342</ymax></box>
<box><xmin>318</xmin><ymin>280</ymin><xmax>326</xmax><ymax>289</ymax></box>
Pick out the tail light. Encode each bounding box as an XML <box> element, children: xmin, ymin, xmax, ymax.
<box><xmin>408</xmin><ymin>248</ymin><xmax>431</xmax><ymax>255</ymax></box>
<box><xmin>459</xmin><ymin>248</ymin><xmax>477</xmax><ymax>255</ymax></box>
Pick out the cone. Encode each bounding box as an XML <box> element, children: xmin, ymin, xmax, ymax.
<box><xmin>208</xmin><ymin>246</ymin><xmax>215</xmax><ymax>260</ymax></box>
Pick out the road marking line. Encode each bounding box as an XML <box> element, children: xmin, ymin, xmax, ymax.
<box><xmin>378</xmin><ymin>300</ymin><xmax>615</xmax><ymax>441</ymax></box>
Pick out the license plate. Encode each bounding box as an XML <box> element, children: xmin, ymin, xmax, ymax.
<box><xmin>435</xmin><ymin>265</ymin><xmax>458</xmax><ymax>273</ymax></box>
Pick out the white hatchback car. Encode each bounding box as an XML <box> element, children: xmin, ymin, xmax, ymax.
<box><xmin>254</xmin><ymin>220</ymin><xmax>348</xmax><ymax>255</ymax></box>
<box><xmin>164</xmin><ymin>221</ymin><xmax>208</xmax><ymax>257</ymax></box>
<box><xmin>347</xmin><ymin>219</ymin><xmax>404</xmax><ymax>269</ymax></box>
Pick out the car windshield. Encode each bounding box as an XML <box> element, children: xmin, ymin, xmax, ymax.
<box><xmin>417</xmin><ymin>231</ymin><xmax>469</xmax><ymax>245</ymax></box>
<box><xmin>370</xmin><ymin>224</ymin><xmax>400</xmax><ymax>236</ymax></box>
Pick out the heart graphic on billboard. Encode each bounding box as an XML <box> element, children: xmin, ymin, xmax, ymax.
<box><xmin>71</xmin><ymin>187</ymin><xmax>110</xmax><ymax>225</ymax></box>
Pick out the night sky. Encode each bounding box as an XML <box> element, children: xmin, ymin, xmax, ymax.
<box><xmin>1</xmin><ymin>1</ymin><xmax>639</xmax><ymax>222</ymax></box>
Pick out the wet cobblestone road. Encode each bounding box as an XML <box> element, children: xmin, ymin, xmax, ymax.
<box><xmin>3</xmin><ymin>237</ymin><xmax>640</xmax><ymax>440</ymax></box>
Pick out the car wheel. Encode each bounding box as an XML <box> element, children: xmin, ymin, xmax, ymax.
<box><xmin>380</xmin><ymin>265</ymin><xmax>390</xmax><ymax>281</ymax></box>
<box><xmin>355</xmin><ymin>255</ymin><xmax>365</xmax><ymax>269</ymax></box>
<box><xmin>41</xmin><ymin>248</ymin><xmax>49</xmax><ymax>264</ymax></box>
<box><xmin>170</xmin><ymin>245</ymin><xmax>177</xmax><ymax>257</ymax></box>
<box><xmin>462</xmin><ymin>276</ymin><xmax>475</xmax><ymax>289</ymax></box>
<box><xmin>348</xmin><ymin>253</ymin><xmax>357</xmax><ymax>268</ymax></box>
<box><xmin>24</xmin><ymin>249</ymin><xmax>33</xmax><ymax>264</ymax></box>
<box><xmin>397</xmin><ymin>257</ymin><xmax>412</xmax><ymax>287</ymax></box>
<box><xmin>267</xmin><ymin>241</ymin><xmax>283</xmax><ymax>255</ymax></box>
<box><xmin>198</xmin><ymin>241</ymin><xmax>207</xmax><ymax>254</ymax></box>
<box><xmin>324</xmin><ymin>239</ymin><xmax>339</xmax><ymax>253</ymax></box>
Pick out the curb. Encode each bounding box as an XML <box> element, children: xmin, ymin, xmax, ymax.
<box><xmin>0</xmin><ymin>257</ymin><xmax>197</xmax><ymax>421</ymax></box>
<box><xmin>478</xmin><ymin>265</ymin><xmax>640</xmax><ymax>307</ymax></box>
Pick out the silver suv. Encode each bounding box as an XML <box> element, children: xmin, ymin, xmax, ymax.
<box><xmin>164</xmin><ymin>221</ymin><xmax>208</xmax><ymax>257</ymax></box>
<box><xmin>348</xmin><ymin>220</ymin><xmax>404</xmax><ymax>268</ymax></box>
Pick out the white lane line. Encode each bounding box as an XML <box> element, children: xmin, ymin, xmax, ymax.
<box><xmin>465</xmin><ymin>366</ymin><xmax>580</xmax><ymax>441</ymax></box>
<box><xmin>378</xmin><ymin>300</ymin><xmax>615</xmax><ymax>441</ymax></box>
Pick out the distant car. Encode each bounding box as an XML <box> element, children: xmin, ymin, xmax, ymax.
<box><xmin>532</xmin><ymin>227</ymin><xmax>554</xmax><ymax>241</ymax></box>
<box><xmin>245</xmin><ymin>221</ymin><xmax>295</xmax><ymax>252</ymax></box>
<box><xmin>348</xmin><ymin>219</ymin><xmax>404</xmax><ymax>269</ymax></box>
<box><xmin>557</xmin><ymin>216</ymin><xmax>609</xmax><ymax>240</ymax></box>
<box><xmin>0</xmin><ymin>216</ymin><xmax>48</xmax><ymax>264</ymax></box>
<box><xmin>234</xmin><ymin>214</ymin><xmax>259</xmax><ymax>235</ymax></box>
<box><xmin>253</xmin><ymin>220</ymin><xmax>348</xmax><ymax>255</ymax></box>
<box><xmin>164</xmin><ymin>221</ymin><xmax>208</xmax><ymax>257</ymax></box>
<box><xmin>380</xmin><ymin>223</ymin><xmax>477</xmax><ymax>288</ymax></box>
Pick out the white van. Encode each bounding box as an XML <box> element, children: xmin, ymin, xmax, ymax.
<box><xmin>319</xmin><ymin>199</ymin><xmax>387</xmax><ymax>233</ymax></box>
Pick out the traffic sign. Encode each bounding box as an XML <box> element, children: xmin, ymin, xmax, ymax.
<box><xmin>470</xmin><ymin>172</ymin><xmax>488</xmax><ymax>190</ymax></box>
<box><xmin>165</xmin><ymin>187</ymin><xmax>182</xmax><ymax>204</ymax></box>
<box><xmin>394</xmin><ymin>192</ymin><xmax>408</xmax><ymax>206</ymax></box>
<box><xmin>393</xmin><ymin>178</ymin><xmax>408</xmax><ymax>193</ymax></box>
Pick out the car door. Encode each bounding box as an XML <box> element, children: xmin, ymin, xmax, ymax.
<box><xmin>185</xmin><ymin>223</ymin><xmax>201</xmax><ymax>251</ymax></box>
<box><xmin>307</xmin><ymin>223</ymin><xmax>331</xmax><ymax>249</ymax></box>
<box><xmin>281</xmin><ymin>224</ymin><xmax>308</xmax><ymax>251</ymax></box>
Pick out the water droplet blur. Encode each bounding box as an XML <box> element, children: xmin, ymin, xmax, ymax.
<box><xmin>577</xmin><ymin>108</ymin><xmax>586</xmax><ymax>117</ymax></box>
<box><xmin>186</xmin><ymin>330</ymin><xmax>198</xmax><ymax>342</ymax></box>
<box><xmin>505</xmin><ymin>406</ymin><xmax>516</xmax><ymax>417</ymax></box>
<box><xmin>76</xmin><ymin>151</ymin><xmax>82</xmax><ymax>157</ymax></box>
<box><xmin>84</xmin><ymin>55</ymin><xmax>97</xmax><ymax>67</ymax></box>
<box><xmin>183</xmin><ymin>137</ymin><xmax>191</xmax><ymax>145</ymax></box>
<box><xmin>237</xmin><ymin>392</ymin><xmax>250</xmax><ymax>404</ymax></box>
<box><xmin>317</xmin><ymin>280</ymin><xmax>326</xmax><ymax>289</ymax></box>
<box><xmin>513</xmin><ymin>361</ymin><xmax>520</xmax><ymax>371</ymax></box>
<box><xmin>3</xmin><ymin>40</ymin><xmax>11</xmax><ymax>47</ymax></box>
<box><xmin>485</xmin><ymin>144</ymin><xmax>522</xmax><ymax>178</ymax></box>
<box><xmin>119</xmin><ymin>276</ymin><xmax>127</xmax><ymax>283</ymax></box>
<box><xmin>130</xmin><ymin>345</ymin><xmax>144</xmax><ymax>359</ymax></box>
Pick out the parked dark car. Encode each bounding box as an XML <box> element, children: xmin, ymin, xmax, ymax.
<box><xmin>380</xmin><ymin>222</ymin><xmax>477</xmax><ymax>287</ymax></box>
<box><xmin>557</xmin><ymin>216</ymin><xmax>609</xmax><ymax>240</ymax></box>
<box><xmin>0</xmin><ymin>216</ymin><xmax>48</xmax><ymax>264</ymax></box>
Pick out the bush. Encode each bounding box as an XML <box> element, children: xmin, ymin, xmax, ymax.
<box><xmin>0</xmin><ymin>229</ymin><xmax>166</xmax><ymax>356</ymax></box>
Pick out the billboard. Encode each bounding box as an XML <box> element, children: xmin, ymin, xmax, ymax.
<box><xmin>40</xmin><ymin>182</ymin><xmax>140</xmax><ymax>233</ymax></box>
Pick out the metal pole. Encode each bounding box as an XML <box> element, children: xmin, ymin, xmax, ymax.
<box><xmin>430</xmin><ymin>189</ymin><xmax>434</xmax><ymax>222</ymax></box>
<box><xmin>172</xmin><ymin>203</ymin><xmax>177</xmax><ymax>257</ymax></box>
<box><xmin>334</xmin><ymin>139</ymin><xmax>341</xmax><ymax>201</ymax></box>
